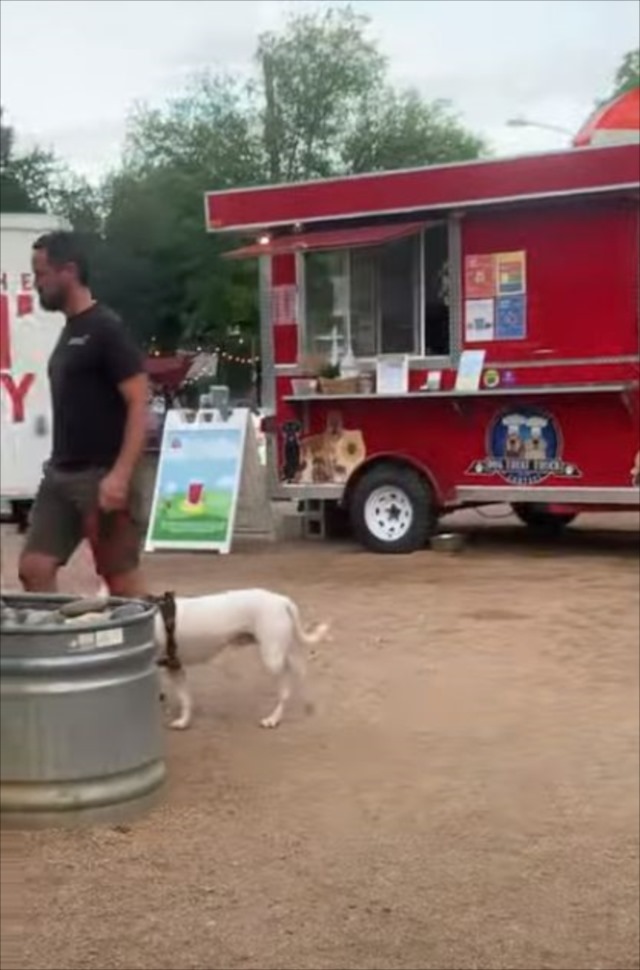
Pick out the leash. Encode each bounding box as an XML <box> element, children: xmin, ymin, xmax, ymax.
<box><xmin>146</xmin><ymin>591</ymin><xmax>182</xmax><ymax>672</ymax></box>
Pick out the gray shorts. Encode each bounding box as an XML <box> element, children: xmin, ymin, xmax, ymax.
<box><xmin>24</xmin><ymin>464</ymin><xmax>146</xmax><ymax>578</ymax></box>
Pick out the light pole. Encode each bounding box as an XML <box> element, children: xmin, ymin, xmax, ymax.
<box><xmin>506</xmin><ymin>117</ymin><xmax>573</xmax><ymax>137</ymax></box>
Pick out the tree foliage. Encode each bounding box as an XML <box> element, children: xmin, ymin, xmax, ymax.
<box><xmin>611</xmin><ymin>49</ymin><xmax>639</xmax><ymax>98</ymax></box>
<box><xmin>1</xmin><ymin>107</ymin><xmax>57</xmax><ymax>213</ymax></box>
<box><xmin>126</xmin><ymin>7</ymin><xmax>485</xmax><ymax>185</ymax></box>
<box><xmin>2</xmin><ymin>5</ymin><xmax>485</xmax><ymax>363</ymax></box>
<box><xmin>256</xmin><ymin>7</ymin><xmax>386</xmax><ymax>181</ymax></box>
<box><xmin>102</xmin><ymin>6</ymin><xmax>484</xmax><ymax>352</ymax></box>
<box><xmin>96</xmin><ymin>164</ymin><xmax>258</xmax><ymax>351</ymax></box>
<box><xmin>343</xmin><ymin>86</ymin><xmax>485</xmax><ymax>174</ymax></box>
<box><xmin>0</xmin><ymin>106</ymin><xmax>101</xmax><ymax>232</ymax></box>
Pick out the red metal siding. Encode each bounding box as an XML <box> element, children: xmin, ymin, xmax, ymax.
<box><xmin>271</xmin><ymin>254</ymin><xmax>299</xmax><ymax>363</ymax></box>
<box><xmin>302</xmin><ymin>393</ymin><xmax>638</xmax><ymax>498</ymax></box>
<box><xmin>206</xmin><ymin>145</ymin><xmax>640</xmax><ymax>232</ymax></box>
<box><xmin>273</xmin><ymin>325</ymin><xmax>298</xmax><ymax>364</ymax></box>
<box><xmin>271</xmin><ymin>253</ymin><xmax>296</xmax><ymax>287</ymax></box>
<box><xmin>461</xmin><ymin>198</ymin><xmax>639</xmax><ymax>361</ymax></box>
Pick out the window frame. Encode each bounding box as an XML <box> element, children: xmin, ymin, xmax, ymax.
<box><xmin>298</xmin><ymin>217</ymin><xmax>459</xmax><ymax>369</ymax></box>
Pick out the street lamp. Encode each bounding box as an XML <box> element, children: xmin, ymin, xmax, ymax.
<box><xmin>506</xmin><ymin>117</ymin><xmax>573</xmax><ymax>136</ymax></box>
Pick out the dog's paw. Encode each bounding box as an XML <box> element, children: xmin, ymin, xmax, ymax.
<box><xmin>168</xmin><ymin>717</ymin><xmax>191</xmax><ymax>731</ymax></box>
<box><xmin>260</xmin><ymin>714</ymin><xmax>281</xmax><ymax>729</ymax></box>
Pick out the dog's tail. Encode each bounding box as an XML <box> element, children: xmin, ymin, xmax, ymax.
<box><xmin>286</xmin><ymin>600</ymin><xmax>329</xmax><ymax>646</ymax></box>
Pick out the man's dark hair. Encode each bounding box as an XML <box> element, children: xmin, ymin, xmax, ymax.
<box><xmin>32</xmin><ymin>231</ymin><xmax>90</xmax><ymax>285</ymax></box>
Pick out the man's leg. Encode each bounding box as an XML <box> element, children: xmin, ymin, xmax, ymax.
<box><xmin>85</xmin><ymin>468</ymin><xmax>148</xmax><ymax>599</ymax></box>
<box><xmin>18</xmin><ymin>552</ymin><xmax>58</xmax><ymax>592</ymax></box>
<box><xmin>106</xmin><ymin>563</ymin><xmax>147</xmax><ymax>599</ymax></box>
<box><xmin>19</xmin><ymin>470</ymin><xmax>83</xmax><ymax>592</ymax></box>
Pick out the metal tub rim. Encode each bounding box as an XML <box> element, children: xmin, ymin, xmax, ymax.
<box><xmin>0</xmin><ymin>592</ymin><xmax>157</xmax><ymax>637</ymax></box>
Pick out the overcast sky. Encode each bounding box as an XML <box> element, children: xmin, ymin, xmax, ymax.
<box><xmin>1</xmin><ymin>0</ymin><xmax>638</xmax><ymax>181</ymax></box>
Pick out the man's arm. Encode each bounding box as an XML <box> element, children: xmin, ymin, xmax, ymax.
<box><xmin>113</xmin><ymin>371</ymin><xmax>149</xmax><ymax>481</ymax></box>
<box><xmin>98</xmin><ymin>316</ymin><xmax>149</xmax><ymax>511</ymax></box>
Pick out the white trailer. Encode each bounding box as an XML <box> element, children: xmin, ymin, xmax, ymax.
<box><xmin>1</xmin><ymin>213</ymin><xmax>69</xmax><ymax>524</ymax></box>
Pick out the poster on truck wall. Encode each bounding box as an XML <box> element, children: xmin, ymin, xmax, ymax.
<box><xmin>496</xmin><ymin>295</ymin><xmax>526</xmax><ymax>340</ymax></box>
<box><xmin>496</xmin><ymin>251</ymin><xmax>526</xmax><ymax>295</ymax></box>
<box><xmin>465</xmin><ymin>299</ymin><xmax>495</xmax><ymax>342</ymax></box>
<box><xmin>464</xmin><ymin>254</ymin><xmax>496</xmax><ymax>299</ymax></box>
<box><xmin>463</xmin><ymin>251</ymin><xmax>527</xmax><ymax>341</ymax></box>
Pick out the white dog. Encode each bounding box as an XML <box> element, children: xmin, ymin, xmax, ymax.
<box><xmin>91</xmin><ymin>583</ymin><xmax>327</xmax><ymax>731</ymax></box>
<box><xmin>153</xmin><ymin>589</ymin><xmax>328</xmax><ymax>731</ymax></box>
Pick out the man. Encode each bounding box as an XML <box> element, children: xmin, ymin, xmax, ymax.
<box><xmin>19</xmin><ymin>231</ymin><xmax>149</xmax><ymax>597</ymax></box>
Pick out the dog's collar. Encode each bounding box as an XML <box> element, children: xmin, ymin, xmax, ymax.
<box><xmin>146</xmin><ymin>592</ymin><xmax>182</xmax><ymax>671</ymax></box>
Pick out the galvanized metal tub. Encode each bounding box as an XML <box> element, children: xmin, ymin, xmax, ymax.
<box><xmin>0</xmin><ymin>593</ymin><xmax>166</xmax><ymax>829</ymax></box>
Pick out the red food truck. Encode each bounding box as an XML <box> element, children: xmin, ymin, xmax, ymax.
<box><xmin>205</xmin><ymin>92</ymin><xmax>640</xmax><ymax>553</ymax></box>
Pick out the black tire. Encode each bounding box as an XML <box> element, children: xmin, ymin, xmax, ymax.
<box><xmin>512</xmin><ymin>503</ymin><xmax>577</xmax><ymax>535</ymax></box>
<box><xmin>349</xmin><ymin>464</ymin><xmax>436</xmax><ymax>554</ymax></box>
<box><xmin>323</xmin><ymin>501</ymin><xmax>352</xmax><ymax>540</ymax></box>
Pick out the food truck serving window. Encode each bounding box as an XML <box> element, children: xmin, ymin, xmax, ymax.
<box><xmin>304</xmin><ymin>224</ymin><xmax>450</xmax><ymax>360</ymax></box>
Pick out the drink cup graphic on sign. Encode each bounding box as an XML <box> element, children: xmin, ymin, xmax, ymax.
<box><xmin>187</xmin><ymin>480</ymin><xmax>205</xmax><ymax>506</ymax></box>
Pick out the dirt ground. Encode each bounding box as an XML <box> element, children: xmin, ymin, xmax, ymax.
<box><xmin>1</xmin><ymin>510</ymin><xmax>639</xmax><ymax>970</ymax></box>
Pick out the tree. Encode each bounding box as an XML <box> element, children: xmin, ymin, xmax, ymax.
<box><xmin>611</xmin><ymin>49</ymin><xmax>639</xmax><ymax>98</ymax></box>
<box><xmin>344</xmin><ymin>87</ymin><xmax>484</xmax><ymax>174</ymax></box>
<box><xmin>0</xmin><ymin>107</ymin><xmax>101</xmax><ymax>232</ymax></box>
<box><xmin>256</xmin><ymin>6</ymin><xmax>386</xmax><ymax>181</ymax></box>
<box><xmin>126</xmin><ymin>5</ymin><xmax>485</xmax><ymax>184</ymax></box>
<box><xmin>108</xmin><ymin>75</ymin><xmax>262</xmax><ymax>351</ymax></box>
<box><xmin>96</xmin><ymin>164</ymin><xmax>258</xmax><ymax>352</ymax></box>
<box><xmin>1</xmin><ymin>107</ymin><xmax>56</xmax><ymax>213</ymax></box>
<box><xmin>124</xmin><ymin>74</ymin><xmax>262</xmax><ymax>187</ymax></box>
<box><xmin>100</xmin><ymin>4</ymin><xmax>484</xmax><ymax>352</ymax></box>
<box><xmin>255</xmin><ymin>7</ymin><xmax>484</xmax><ymax>180</ymax></box>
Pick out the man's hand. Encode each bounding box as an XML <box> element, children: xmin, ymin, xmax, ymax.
<box><xmin>99</xmin><ymin>468</ymin><xmax>130</xmax><ymax>512</ymax></box>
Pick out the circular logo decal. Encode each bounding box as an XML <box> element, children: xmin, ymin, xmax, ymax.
<box><xmin>467</xmin><ymin>407</ymin><xmax>582</xmax><ymax>486</ymax></box>
<box><xmin>483</xmin><ymin>369</ymin><xmax>500</xmax><ymax>389</ymax></box>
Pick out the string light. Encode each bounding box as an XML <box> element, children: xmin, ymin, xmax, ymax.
<box><xmin>146</xmin><ymin>343</ymin><xmax>260</xmax><ymax>369</ymax></box>
<box><xmin>215</xmin><ymin>347</ymin><xmax>260</xmax><ymax>365</ymax></box>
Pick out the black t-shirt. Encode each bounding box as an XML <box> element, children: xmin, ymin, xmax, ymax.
<box><xmin>48</xmin><ymin>303</ymin><xmax>144</xmax><ymax>468</ymax></box>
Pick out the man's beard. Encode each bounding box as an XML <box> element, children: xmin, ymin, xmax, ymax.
<box><xmin>37</xmin><ymin>289</ymin><xmax>65</xmax><ymax>312</ymax></box>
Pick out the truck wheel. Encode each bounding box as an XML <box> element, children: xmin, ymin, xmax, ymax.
<box><xmin>349</xmin><ymin>464</ymin><xmax>435</xmax><ymax>554</ymax></box>
<box><xmin>512</xmin><ymin>503</ymin><xmax>577</xmax><ymax>534</ymax></box>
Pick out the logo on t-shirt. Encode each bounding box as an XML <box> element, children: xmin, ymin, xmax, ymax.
<box><xmin>68</xmin><ymin>335</ymin><xmax>90</xmax><ymax>346</ymax></box>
